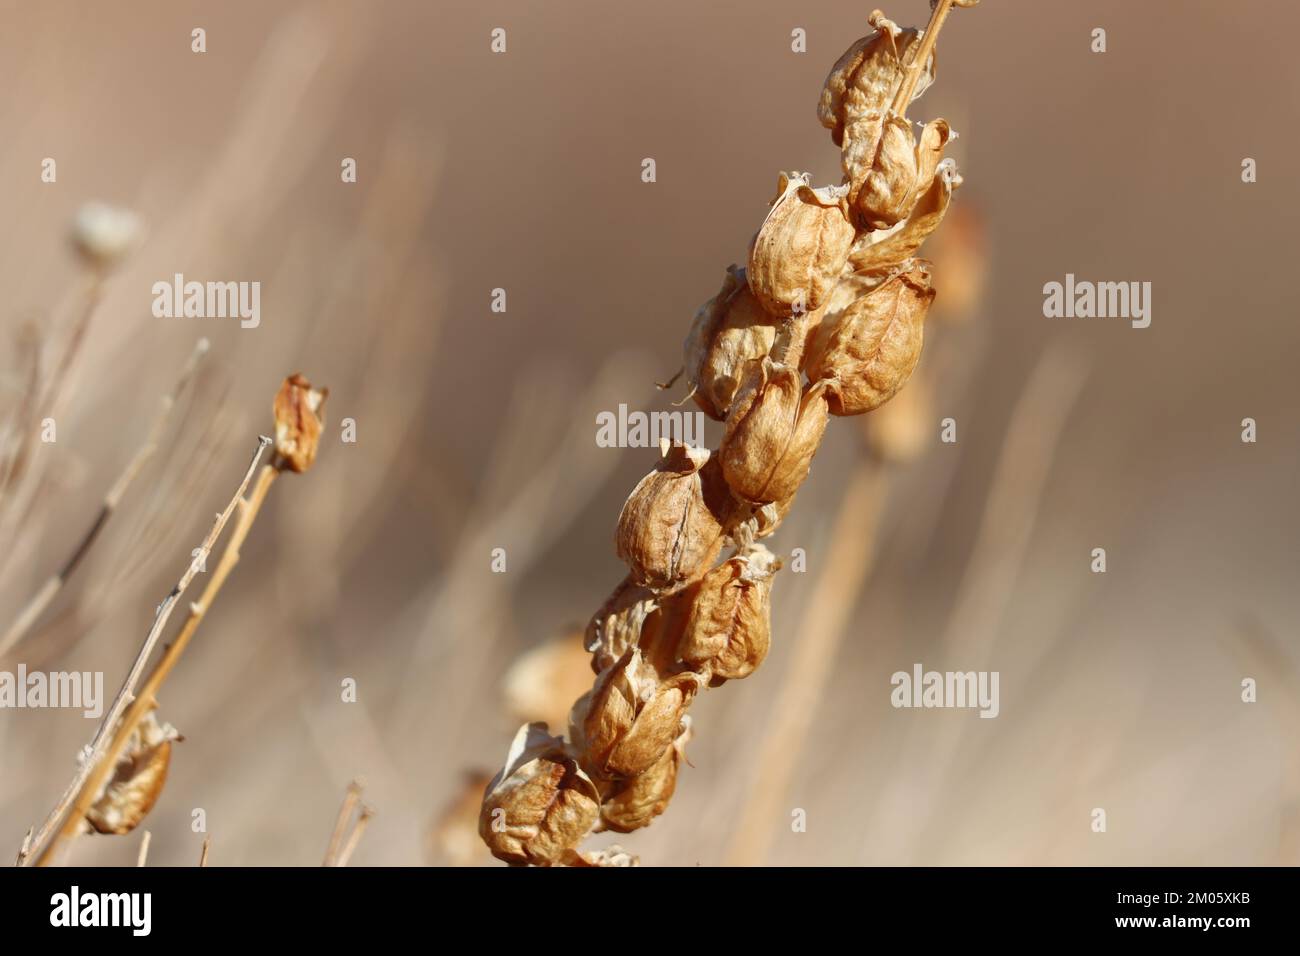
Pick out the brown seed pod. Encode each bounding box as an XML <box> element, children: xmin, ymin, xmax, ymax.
<box><xmin>806</xmin><ymin>260</ymin><xmax>936</xmax><ymax>415</ymax></box>
<box><xmin>844</xmin><ymin>115</ymin><xmax>951</xmax><ymax>231</ymax></box>
<box><xmin>273</xmin><ymin>373</ymin><xmax>328</xmax><ymax>473</ymax></box>
<box><xmin>678</xmin><ymin>546</ymin><xmax>778</xmax><ymax>682</ymax></box>
<box><xmin>564</xmin><ymin>845</ymin><xmax>641</xmax><ymax>867</ymax></box>
<box><xmin>615</xmin><ymin>443</ymin><xmax>735</xmax><ymax>590</ymax></box>
<box><xmin>849</xmin><ymin>159</ymin><xmax>960</xmax><ymax>274</ymax></box>
<box><xmin>599</xmin><ymin>722</ymin><xmax>692</xmax><ymax>834</ymax></box>
<box><xmin>747</xmin><ymin>173</ymin><xmax>855</xmax><ymax>319</ymax></box>
<box><xmin>85</xmin><ymin>713</ymin><xmax>180</xmax><ymax>835</ymax></box>
<box><xmin>585</xmin><ymin>576</ymin><xmax>659</xmax><ymax>674</ymax></box>
<box><xmin>572</xmin><ymin>648</ymin><xmax>702</xmax><ymax>779</ymax></box>
<box><xmin>683</xmin><ymin>266</ymin><xmax>778</xmax><ymax>421</ymax></box>
<box><xmin>720</xmin><ymin>360</ymin><xmax>830</xmax><ymax>504</ymax></box>
<box><xmin>478</xmin><ymin>723</ymin><xmax>600</xmax><ymax>866</ymax></box>
<box><xmin>818</xmin><ymin>12</ymin><xmax>932</xmax><ymax>147</ymax></box>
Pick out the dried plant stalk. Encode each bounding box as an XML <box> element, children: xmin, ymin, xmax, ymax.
<box><xmin>478</xmin><ymin>2</ymin><xmax>978</xmax><ymax>865</ymax></box>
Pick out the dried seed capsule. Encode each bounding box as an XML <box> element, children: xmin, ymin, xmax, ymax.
<box><xmin>573</xmin><ymin>648</ymin><xmax>702</xmax><ymax>778</ymax></box>
<box><xmin>86</xmin><ymin>712</ymin><xmax>180</xmax><ymax>835</ymax></box>
<box><xmin>747</xmin><ymin>173</ymin><xmax>855</xmax><ymax>319</ymax></box>
<box><xmin>565</xmin><ymin>845</ymin><xmax>641</xmax><ymax>867</ymax></box>
<box><xmin>616</xmin><ymin>443</ymin><xmax>735</xmax><ymax>590</ymax></box>
<box><xmin>844</xmin><ymin>115</ymin><xmax>951</xmax><ymax>230</ymax></box>
<box><xmin>849</xmin><ymin>159</ymin><xmax>960</xmax><ymax>274</ymax></box>
<box><xmin>478</xmin><ymin>723</ymin><xmax>600</xmax><ymax>866</ymax></box>
<box><xmin>600</xmin><ymin>722</ymin><xmax>692</xmax><ymax>834</ymax></box>
<box><xmin>806</xmin><ymin>261</ymin><xmax>935</xmax><ymax>415</ymax></box>
<box><xmin>818</xmin><ymin>12</ymin><xmax>932</xmax><ymax>147</ymax></box>
<box><xmin>679</xmin><ymin>546</ymin><xmax>778</xmax><ymax>682</ymax></box>
<box><xmin>585</xmin><ymin>576</ymin><xmax>659</xmax><ymax>674</ymax></box>
<box><xmin>683</xmin><ymin>267</ymin><xmax>778</xmax><ymax>421</ymax></box>
<box><xmin>720</xmin><ymin>360</ymin><xmax>830</xmax><ymax>504</ymax></box>
<box><xmin>273</xmin><ymin>373</ymin><xmax>328</xmax><ymax>473</ymax></box>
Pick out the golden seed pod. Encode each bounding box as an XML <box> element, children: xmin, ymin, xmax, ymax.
<box><xmin>615</xmin><ymin>443</ymin><xmax>735</xmax><ymax>590</ymax></box>
<box><xmin>818</xmin><ymin>12</ymin><xmax>932</xmax><ymax>147</ymax></box>
<box><xmin>600</xmin><ymin>722</ymin><xmax>692</xmax><ymax>834</ymax></box>
<box><xmin>679</xmin><ymin>546</ymin><xmax>778</xmax><ymax>682</ymax></box>
<box><xmin>754</xmin><ymin>492</ymin><xmax>797</xmax><ymax>539</ymax></box>
<box><xmin>478</xmin><ymin>723</ymin><xmax>601</xmax><ymax>866</ymax></box>
<box><xmin>683</xmin><ymin>266</ymin><xmax>778</xmax><ymax>422</ymax></box>
<box><xmin>85</xmin><ymin>713</ymin><xmax>180</xmax><ymax>835</ymax></box>
<box><xmin>273</xmin><ymin>373</ymin><xmax>329</xmax><ymax>473</ymax></box>
<box><xmin>844</xmin><ymin>115</ymin><xmax>951</xmax><ymax>231</ymax></box>
<box><xmin>573</xmin><ymin>648</ymin><xmax>702</xmax><ymax>778</ymax></box>
<box><xmin>849</xmin><ymin>159</ymin><xmax>959</xmax><ymax>274</ymax></box>
<box><xmin>747</xmin><ymin>173</ymin><xmax>855</xmax><ymax>319</ymax></box>
<box><xmin>585</xmin><ymin>576</ymin><xmax>659</xmax><ymax>674</ymax></box>
<box><xmin>720</xmin><ymin>360</ymin><xmax>830</xmax><ymax>504</ymax></box>
<box><xmin>806</xmin><ymin>260</ymin><xmax>936</xmax><ymax>415</ymax></box>
<box><xmin>566</xmin><ymin>845</ymin><xmax>641</xmax><ymax>867</ymax></box>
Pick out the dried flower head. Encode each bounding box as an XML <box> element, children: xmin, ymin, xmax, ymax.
<box><xmin>273</xmin><ymin>373</ymin><xmax>328</xmax><ymax>473</ymax></box>
<box><xmin>600</xmin><ymin>722</ymin><xmax>692</xmax><ymax>833</ymax></box>
<box><xmin>85</xmin><ymin>713</ymin><xmax>180</xmax><ymax>835</ymax></box>
<box><xmin>720</xmin><ymin>360</ymin><xmax>830</xmax><ymax>503</ymax></box>
<box><xmin>585</xmin><ymin>577</ymin><xmax>659</xmax><ymax>674</ymax></box>
<box><xmin>616</xmin><ymin>443</ymin><xmax>734</xmax><ymax>590</ymax></box>
<box><xmin>682</xmin><ymin>267</ymin><xmax>778</xmax><ymax>421</ymax></box>
<box><xmin>572</xmin><ymin>648</ymin><xmax>701</xmax><ymax>778</ymax></box>
<box><xmin>747</xmin><ymin>173</ymin><xmax>855</xmax><ymax>319</ymax></box>
<box><xmin>71</xmin><ymin>202</ymin><xmax>144</xmax><ymax>270</ymax></box>
<box><xmin>849</xmin><ymin>158</ymin><xmax>960</xmax><ymax>274</ymax></box>
<box><xmin>479</xmin><ymin>723</ymin><xmax>600</xmax><ymax>866</ymax></box>
<box><xmin>844</xmin><ymin>115</ymin><xmax>951</xmax><ymax>230</ymax></box>
<box><xmin>679</xmin><ymin>546</ymin><xmax>778</xmax><ymax>682</ymax></box>
<box><xmin>818</xmin><ymin>12</ymin><xmax>932</xmax><ymax>147</ymax></box>
<box><xmin>806</xmin><ymin>260</ymin><xmax>935</xmax><ymax>415</ymax></box>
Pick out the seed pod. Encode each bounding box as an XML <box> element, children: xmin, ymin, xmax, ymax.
<box><xmin>747</xmin><ymin>173</ymin><xmax>854</xmax><ymax>319</ymax></box>
<box><xmin>720</xmin><ymin>360</ymin><xmax>830</xmax><ymax>504</ymax></box>
<box><xmin>565</xmin><ymin>845</ymin><xmax>641</xmax><ymax>867</ymax></box>
<box><xmin>806</xmin><ymin>261</ymin><xmax>935</xmax><ymax>415</ymax></box>
<box><xmin>818</xmin><ymin>13</ymin><xmax>932</xmax><ymax>147</ymax></box>
<box><xmin>754</xmin><ymin>492</ymin><xmax>797</xmax><ymax>539</ymax></box>
<box><xmin>273</xmin><ymin>373</ymin><xmax>329</xmax><ymax>473</ymax></box>
<box><xmin>478</xmin><ymin>723</ymin><xmax>600</xmax><ymax>866</ymax></box>
<box><xmin>585</xmin><ymin>576</ymin><xmax>659</xmax><ymax>674</ymax></box>
<box><xmin>683</xmin><ymin>266</ymin><xmax>778</xmax><ymax>421</ymax></box>
<box><xmin>616</xmin><ymin>443</ymin><xmax>735</xmax><ymax>590</ymax></box>
<box><xmin>845</xmin><ymin>116</ymin><xmax>951</xmax><ymax>231</ymax></box>
<box><xmin>600</xmin><ymin>722</ymin><xmax>692</xmax><ymax>834</ymax></box>
<box><xmin>86</xmin><ymin>712</ymin><xmax>180</xmax><ymax>835</ymax></box>
<box><xmin>573</xmin><ymin>648</ymin><xmax>702</xmax><ymax>778</ymax></box>
<box><xmin>849</xmin><ymin>159</ymin><xmax>960</xmax><ymax>274</ymax></box>
<box><xmin>679</xmin><ymin>546</ymin><xmax>778</xmax><ymax>682</ymax></box>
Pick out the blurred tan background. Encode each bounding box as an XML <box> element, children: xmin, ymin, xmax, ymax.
<box><xmin>1</xmin><ymin>0</ymin><xmax>1297</xmax><ymax>866</ymax></box>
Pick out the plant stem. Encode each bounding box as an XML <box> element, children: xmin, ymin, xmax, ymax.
<box><xmin>23</xmin><ymin>436</ymin><xmax>273</xmax><ymax>866</ymax></box>
<box><xmin>891</xmin><ymin>0</ymin><xmax>956</xmax><ymax>116</ymax></box>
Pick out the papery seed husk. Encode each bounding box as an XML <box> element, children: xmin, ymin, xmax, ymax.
<box><xmin>479</xmin><ymin>723</ymin><xmax>600</xmax><ymax>866</ymax></box>
<box><xmin>86</xmin><ymin>740</ymin><xmax>173</xmax><ymax>835</ymax></box>
<box><xmin>679</xmin><ymin>547</ymin><xmax>777</xmax><ymax>681</ymax></box>
<box><xmin>585</xmin><ymin>576</ymin><xmax>659</xmax><ymax>674</ymax></box>
<box><xmin>806</xmin><ymin>261</ymin><xmax>935</xmax><ymax>415</ymax></box>
<box><xmin>849</xmin><ymin>159</ymin><xmax>959</xmax><ymax>274</ymax></box>
<box><xmin>273</xmin><ymin>373</ymin><xmax>329</xmax><ymax>473</ymax></box>
<box><xmin>747</xmin><ymin>174</ymin><xmax>855</xmax><ymax>319</ymax></box>
<box><xmin>600</xmin><ymin>724</ymin><xmax>691</xmax><ymax>833</ymax></box>
<box><xmin>819</xmin><ymin>14</ymin><xmax>932</xmax><ymax>147</ymax></box>
<box><xmin>606</xmin><ymin>670</ymin><xmax>700</xmax><ymax>777</ymax></box>
<box><xmin>721</xmin><ymin>361</ymin><xmax>831</xmax><ymax>504</ymax></box>
<box><xmin>615</xmin><ymin>444</ymin><xmax>734</xmax><ymax>590</ymax></box>
<box><xmin>683</xmin><ymin>267</ymin><xmax>778</xmax><ymax>421</ymax></box>
<box><xmin>847</xmin><ymin>115</ymin><xmax>951</xmax><ymax>231</ymax></box>
<box><xmin>575</xmin><ymin>649</ymin><xmax>646</xmax><ymax>774</ymax></box>
<box><xmin>564</xmin><ymin>845</ymin><xmax>641</xmax><ymax>867</ymax></box>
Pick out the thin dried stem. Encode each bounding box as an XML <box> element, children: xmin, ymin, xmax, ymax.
<box><xmin>199</xmin><ymin>836</ymin><xmax>211</xmax><ymax>867</ymax></box>
<box><xmin>0</xmin><ymin>338</ymin><xmax>210</xmax><ymax>661</ymax></box>
<box><xmin>136</xmin><ymin>830</ymin><xmax>151</xmax><ymax>867</ymax></box>
<box><xmin>23</xmin><ymin>436</ymin><xmax>273</xmax><ymax>866</ymax></box>
<box><xmin>324</xmin><ymin>781</ymin><xmax>364</xmax><ymax>866</ymax></box>
<box><xmin>891</xmin><ymin>0</ymin><xmax>959</xmax><ymax>116</ymax></box>
<box><xmin>335</xmin><ymin>807</ymin><xmax>374</xmax><ymax>868</ymax></box>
